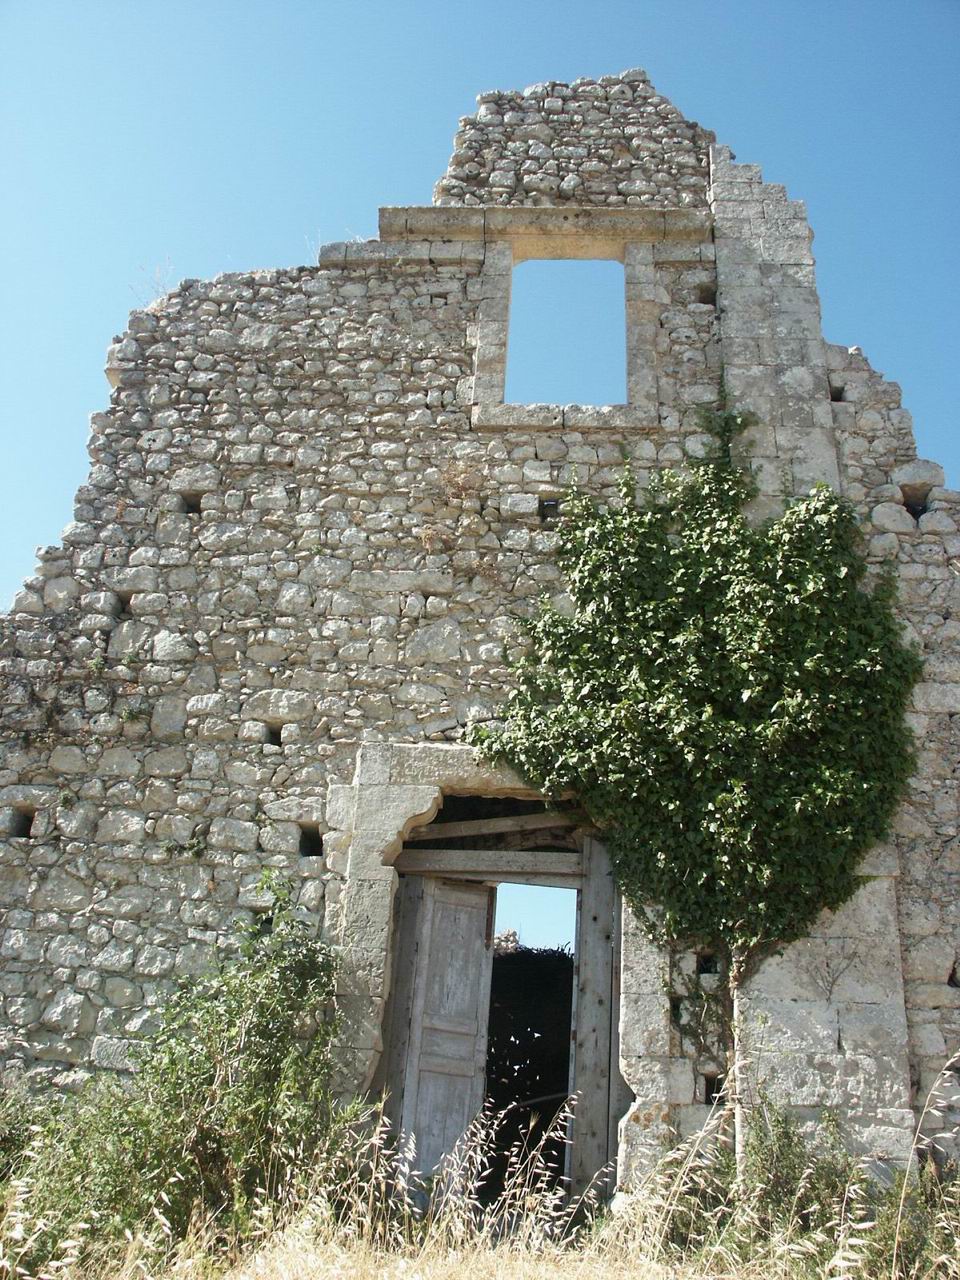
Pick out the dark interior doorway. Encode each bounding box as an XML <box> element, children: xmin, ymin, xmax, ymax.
<box><xmin>484</xmin><ymin>940</ymin><xmax>574</xmax><ymax>1194</ymax></box>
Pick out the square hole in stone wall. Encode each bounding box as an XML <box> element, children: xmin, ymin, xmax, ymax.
<box><xmin>179</xmin><ymin>491</ymin><xmax>204</xmax><ymax>514</ymax></box>
<box><xmin>703</xmin><ymin>1073</ymin><xmax>726</xmax><ymax>1105</ymax></box>
<box><xmin>505</xmin><ymin>260</ymin><xmax>625</xmax><ymax>406</ymax></box>
<box><xmin>2</xmin><ymin>806</ymin><xmax>35</xmax><ymax>838</ymax></box>
<box><xmin>298</xmin><ymin>823</ymin><xmax>324</xmax><ymax>858</ymax></box>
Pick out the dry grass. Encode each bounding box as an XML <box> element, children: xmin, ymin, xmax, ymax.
<box><xmin>7</xmin><ymin>1071</ymin><xmax>960</xmax><ymax>1280</ymax></box>
<box><xmin>83</xmin><ymin>1088</ymin><xmax>960</xmax><ymax>1280</ymax></box>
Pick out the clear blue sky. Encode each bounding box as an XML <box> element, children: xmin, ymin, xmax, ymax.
<box><xmin>2</xmin><ymin>3</ymin><xmax>958</xmax><ymax>949</ymax></box>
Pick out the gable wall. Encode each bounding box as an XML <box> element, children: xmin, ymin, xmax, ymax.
<box><xmin>1</xmin><ymin>68</ymin><xmax>957</xmax><ymax>1171</ymax></box>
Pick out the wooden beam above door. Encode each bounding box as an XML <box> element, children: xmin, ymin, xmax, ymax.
<box><xmin>404</xmin><ymin>810</ymin><xmax>582</xmax><ymax>843</ymax></box>
<box><xmin>394</xmin><ymin>846</ymin><xmax>583</xmax><ymax>885</ymax></box>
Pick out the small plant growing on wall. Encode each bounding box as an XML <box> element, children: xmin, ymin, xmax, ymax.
<box><xmin>469</xmin><ymin>404</ymin><xmax>921</xmax><ymax>1179</ymax></box>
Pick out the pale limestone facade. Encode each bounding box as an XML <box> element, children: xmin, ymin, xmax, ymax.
<box><xmin>1</xmin><ymin>70</ymin><xmax>958</xmax><ymax>1179</ymax></box>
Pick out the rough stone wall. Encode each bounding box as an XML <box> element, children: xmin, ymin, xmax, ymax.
<box><xmin>435</xmin><ymin>68</ymin><xmax>714</xmax><ymax>208</ymax></box>
<box><xmin>0</xmin><ymin>226</ymin><xmax>720</xmax><ymax>1086</ymax></box>
<box><xmin>1</xmin><ymin>70</ymin><xmax>957</xmax><ymax>1173</ymax></box>
<box><xmin>828</xmin><ymin>342</ymin><xmax>960</xmax><ymax>1149</ymax></box>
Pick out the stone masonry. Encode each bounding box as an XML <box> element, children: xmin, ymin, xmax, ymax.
<box><xmin>1</xmin><ymin>69</ymin><xmax>958</xmax><ymax>1181</ymax></box>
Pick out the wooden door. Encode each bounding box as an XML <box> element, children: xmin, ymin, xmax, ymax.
<box><xmin>393</xmin><ymin>878</ymin><xmax>496</xmax><ymax>1175</ymax></box>
<box><xmin>568</xmin><ymin>838</ymin><xmax>632</xmax><ymax>1194</ymax></box>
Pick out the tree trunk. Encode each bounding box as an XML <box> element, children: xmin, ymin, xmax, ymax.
<box><xmin>728</xmin><ymin>946</ymin><xmax>749</xmax><ymax>1193</ymax></box>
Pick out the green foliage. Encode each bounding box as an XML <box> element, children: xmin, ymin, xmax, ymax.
<box><xmin>0</xmin><ymin>1082</ymin><xmax>37</xmax><ymax>1184</ymax></box>
<box><xmin>656</xmin><ymin>1101</ymin><xmax>959</xmax><ymax>1277</ymax></box>
<box><xmin>0</xmin><ymin>876</ymin><xmax>344</xmax><ymax>1274</ymax></box>
<box><xmin>471</xmin><ymin>407</ymin><xmax>921</xmax><ymax>963</ymax></box>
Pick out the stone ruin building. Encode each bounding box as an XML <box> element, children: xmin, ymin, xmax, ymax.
<box><xmin>1</xmin><ymin>69</ymin><xmax>958</xmax><ymax>1191</ymax></box>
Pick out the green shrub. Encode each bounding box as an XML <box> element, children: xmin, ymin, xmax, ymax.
<box><xmin>0</xmin><ymin>876</ymin><xmax>345</xmax><ymax>1274</ymax></box>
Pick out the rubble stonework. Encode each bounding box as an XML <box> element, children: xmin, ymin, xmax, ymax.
<box><xmin>1</xmin><ymin>69</ymin><xmax>957</xmax><ymax>1178</ymax></box>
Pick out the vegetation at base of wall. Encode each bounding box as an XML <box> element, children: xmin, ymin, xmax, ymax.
<box><xmin>468</xmin><ymin>403</ymin><xmax>922</xmax><ymax>1172</ymax></box>
<box><xmin>0</xmin><ymin>876</ymin><xmax>347</xmax><ymax>1276</ymax></box>
<box><xmin>7</xmin><ymin>1091</ymin><xmax>954</xmax><ymax>1279</ymax></box>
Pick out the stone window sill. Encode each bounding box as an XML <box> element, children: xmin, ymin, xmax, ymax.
<box><xmin>472</xmin><ymin>403</ymin><xmax>656</xmax><ymax>431</ymax></box>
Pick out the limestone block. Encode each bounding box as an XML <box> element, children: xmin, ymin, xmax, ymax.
<box><xmin>43</xmin><ymin>576</ymin><xmax>80</xmax><ymax>611</ymax></box>
<box><xmin>150</xmin><ymin>695</ymin><xmax>187</xmax><ymax>739</ymax></box>
<box><xmin>103</xmin><ymin>977</ymin><xmax>140</xmax><ymax>1008</ymax></box>
<box><xmin>846</xmin><ymin>1110</ymin><xmax>916</xmax><ymax>1163</ymax></box>
<box><xmin>107</xmin><ymin>619</ymin><xmax>151</xmax><ymax>659</ymax></box>
<box><xmin>326</xmin><ymin>784</ymin><xmax>356</xmax><ymax>832</ymax></box>
<box><xmin>240</xmin><ymin>689</ymin><xmax>315</xmax><ymax>723</ymax></box>
<box><xmin>5</xmin><ymin>997</ymin><xmax>41</xmax><ymax>1026</ymax></box>
<box><xmin>174</xmin><ymin>942</ymin><xmax>213</xmax><ymax>977</ymax></box>
<box><xmin>839</xmin><ymin>1002</ymin><xmax>912</xmax><ymax>1056</ymax></box>
<box><xmin>351</xmin><ymin>785</ymin><xmax>439</xmax><ymax>841</ymax></box>
<box><xmin>385</xmin><ymin>743</ymin><xmax>527</xmax><ymax>792</ymax></box>
<box><xmin>11</xmin><ymin>589</ymin><xmax>43</xmax><ymax>615</ymax></box>
<box><xmin>619</xmin><ymin>1055</ymin><xmax>673</xmax><ymax>1103</ymax></box>
<box><xmin>95</xmin><ymin>809</ymin><xmax>145</xmax><ymax>845</ymax></box>
<box><xmin>96</xmin><ymin>884</ymin><xmax>153</xmax><ymax>920</ymax></box>
<box><xmin>404</xmin><ymin>620</ymin><xmax>462</xmax><ymax>664</ymax></box>
<box><xmin>620</xmin><ymin>920</ymin><xmax>669</xmax><ymax>994</ymax></box>
<box><xmin>871</xmin><ymin>502</ymin><xmax>916</xmax><ymax>533</ymax></box>
<box><xmin>90</xmin><ymin>1035</ymin><xmax>135</xmax><ymax>1070</ymax></box>
<box><xmin>152</xmin><ymin>630</ymin><xmax>197</xmax><ymax>661</ymax></box>
<box><xmin>104</xmin><ymin>566</ymin><xmax>158</xmax><ymax>593</ymax></box>
<box><xmin>744</xmin><ymin>995</ymin><xmax>838</xmax><ymax>1057</ymax></box>
<box><xmin>98</xmin><ymin>746</ymin><xmax>141</xmax><ymax>777</ymax></box>
<box><xmin>258</xmin><ymin>822</ymin><xmax>302</xmax><ymax>854</ymax></box>
<box><xmin>903</xmin><ymin>935</ymin><xmax>955</xmax><ymax>983</ymax></box>
<box><xmin>208</xmin><ymin>817</ymin><xmax>259</xmax><ymax>852</ymax></box>
<box><xmin>32</xmin><ymin>870</ymin><xmax>91</xmax><ymax>912</ymax></box>
<box><xmin>46</xmin><ymin>935</ymin><xmax>89</xmax><ymax>967</ymax></box>
<box><xmin>41</xmin><ymin>991</ymin><xmax>89</xmax><ymax>1033</ymax></box>
<box><xmin>93</xmin><ymin>941</ymin><xmax>135</xmax><ymax>973</ymax></box>
<box><xmin>169</xmin><ymin>463</ymin><xmax>220</xmax><ymax>494</ymax></box>
<box><xmin>913</xmin><ymin>682</ymin><xmax>960</xmax><ymax>714</ymax></box>
<box><xmin>301</xmin><ymin>556</ymin><xmax>351</xmax><ymax>588</ymax></box>
<box><xmin>48</xmin><ymin>746</ymin><xmax>87</xmax><ymax>774</ymax></box>
<box><xmin>918</xmin><ymin>511</ymin><xmax>957</xmax><ymax>534</ymax></box>
<box><xmin>753</xmin><ymin>937</ymin><xmax>902</xmax><ymax>1005</ymax></box>
<box><xmin>619</xmin><ymin>992</ymin><xmax>671</xmax><ymax>1057</ymax></box>
<box><xmin>892</xmin><ymin>459</ymin><xmax>944</xmax><ymax>492</ymax></box>
<box><xmin>133</xmin><ymin>945</ymin><xmax>174</xmax><ymax>977</ymax></box>
<box><xmin>260</xmin><ymin>797</ymin><xmax>324</xmax><ymax>823</ymax></box>
<box><xmin>144</xmin><ymin>747</ymin><xmax>188</xmax><ymax>777</ymax></box>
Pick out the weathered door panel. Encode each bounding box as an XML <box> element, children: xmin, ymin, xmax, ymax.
<box><xmin>398</xmin><ymin>878</ymin><xmax>496</xmax><ymax>1174</ymax></box>
<box><xmin>569</xmin><ymin>838</ymin><xmax>628</xmax><ymax>1194</ymax></box>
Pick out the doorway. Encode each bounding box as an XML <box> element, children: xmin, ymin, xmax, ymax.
<box><xmin>486</xmin><ymin>885</ymin><xmax>576</xmax><ymax>1194</ymax></box>
<box><xmin>375</xmin><ymin>794</ymin><xmax>629</xmax><ymax>1195</ymax></box>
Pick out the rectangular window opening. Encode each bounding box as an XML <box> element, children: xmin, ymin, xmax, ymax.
<box><xmin>179</xmin><ymin>491</ymin><xmax>204</xmax><ymax>515</ymax></box>
<box><xmin>538</xmin><ymin>497</ymin><xmax>561</xmax><ymax>524</ymax></box>
<box><xmin>703</xmin><ymin>1073</ymin><xmax>726</xmax><ymax>1105</ymax></box>
<box><xmin>505</xmin><ymin>259</ymin><xmax>626</xmax><ymax>407</ymax></box>
<box><xmin>7</xmin><ymin>807</ymin><xmax>36</xmax><ymax>839</ymax></box>
<box><xmin>298</xmin><ymin>823</ymin><xmax>324</xmax><ymax>858</ymax></box>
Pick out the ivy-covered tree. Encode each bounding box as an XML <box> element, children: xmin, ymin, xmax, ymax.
<box><xmin>470</xmin><ymin>408</ymin><xmax>921</xmax><ymax>1176</ymax></box>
